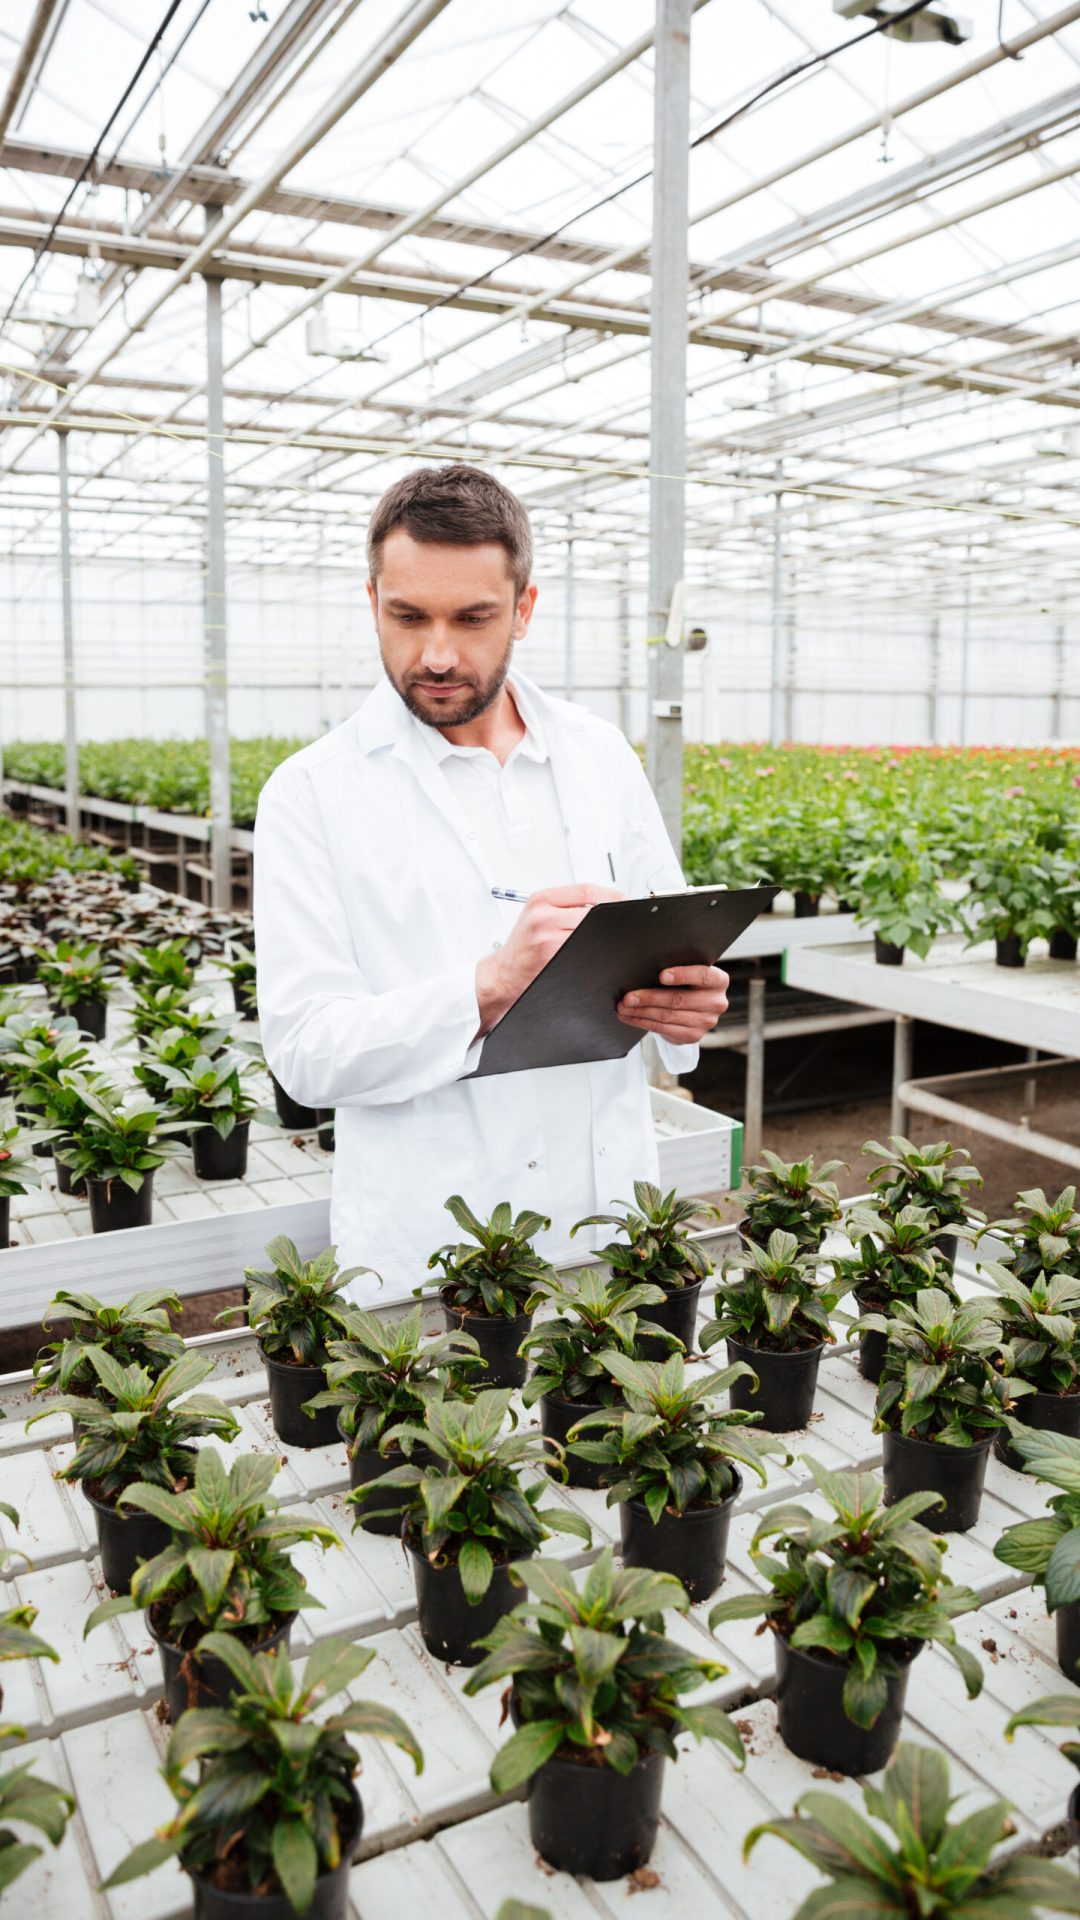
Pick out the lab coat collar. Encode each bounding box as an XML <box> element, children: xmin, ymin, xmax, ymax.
<box><xmin>351</xmin><ymin>670</ymin><xmax>585</xmax><ymax>757</ymax></box>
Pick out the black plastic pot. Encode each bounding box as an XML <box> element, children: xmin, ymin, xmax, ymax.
<box><xmin>316</xmin><ymin>1109</ymin><xmax>335</xmax><ymax>1152</ymax></box>
<box><xmin>774</xmin><ymin>1633</ymin><xmax>916</xmax><ymax>1776</ymax></box>
<box><xmin>524</xmin><ymin>1736</ymin><xmax>665</xmax><ymax>1879</ymax></box>
<box><xmin>187</xmin><ymin>1785</ymin><xmax>362</xmax><ymax>1920</ymax></box>
<box><xmin>31</xmin><ymin>1134</ymin><xmax>52</xmax><ymax>1158</ymax></box>
<box><xmin>1049</xmin><ymin>928</ymin><xmax>1078</xmax><ymax>962</ymax></box>
<box><xmin>232</xmin><ymin>979</ymin><xmax>256</xmax><ymax>1018</ymax></box>
<box><xmin>994</xmin><ymin>1388</ymin><xmax>1080</xmax><ymax>1472</ymax></box>
<box><xmin>874</xmin><ymin>935</ymin><xmax>905</xmax><ymax>966</ymax></box>
<box><xmin>64</xmin><ymin>996</ymin><xmax>107</xmax><ymax>1041</ymax></box>
<box><xmin>342</xmin><ymin>1420</ymin><xmax>432</xmax><ymax>1535</ymax></box>
<box><xmin>271</xmin><ymin>1073</ymin><xmax>318</xmax><ymax>1132</ymax></box>
<box><xmin>149</xmin><ymin>1609</ymin><xmax>294</xmax><ymax>1723</ymax></box>
<box><xmin>882</xmin><ymin>1427</ymin><xmax>993</xmax><ymax>1532</ymax></box>
<box><xmin>83</xmin><ymin>1484</ymin><xmax>172</xmax><ymax>1593</ymax></box>
<box><xmin>540</xmin><ymin>1392</ymin><xmax>606</xmax><ymax>1489</ymax></box>
<box><xmin>1068</xmin><ymin>1779</ymin><xmax>1080</xmax><ymax>1850</ymax></box>
<box><xmin>54</xmin><ymin>1149</ymin><xmax>86</xmax><ymax>1197</ymax></box>
<box><xmin>635</xmin><ymin>1275</ymin><xmax>703</xmax><ymax>1361</ymax></box>
<box><xmin>736</xmin><ymin>1215</ymin><xmax>769</xmax><ymax>1249</ymax></box>
<box><xmin>408</xmin><ymin>1540</ymin><xmax>528</xmax><ymax>1666</ymax></box>
<box><xmin>262</xmin><ymin>1349</ymin><xmax>339</xmax><ymax>1449</ymax></box>
<box><xmin>193</xmin><ymin>1119</ymin><xmax>250</xmax><ymax>1181</ymax></box>
<box><xmin>726</xmin><ymin>1335</ymin><xmax>823</xmax><ymax>1432</ymax></box>
<box><xmin>793</xmin><ymin>891</ymin><xmax>820</xmax><ymax>918</ymax></box>
<box><xmin>1057</xmin><ymin>1602</ymin><xmax>1080</xmax><ymax>1684</ymax></box>
<box><xmin>619</xmin><ymin>1471</ymin><xmax>741</xmax><ymax>1603</ymax></box>
<box><xmin>440</xmin><ymin>1291</ymin><xmax>532</xmax><ymax>1389</ymax></box>
<box><xmin>0</xmin><ymin>1196</ymin><xmax>8</xmax><ymax>1249</ymax></box>
<box><xmin>86</xmin><ymin>1171</ymin><xmax>153</xmax><ymax>1233</ymax></box>
<box><xmin>996</xmin><ymin>933</ymin><xmax>1025</xmax><ymax>969</ymax></box>
<box><xmin>854</xmin><ymin>1288</ymin><xmax>888</xmax><ymax>1385</ymax></box>
<box><xmin>934</xmin><ymin>1231</ymin><xmax>959</xmax><ymax>1271</ymax></box>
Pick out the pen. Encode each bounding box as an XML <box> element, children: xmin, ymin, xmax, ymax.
<box><xmin>491</xmin><ymin>887</ymin><xmax>529</xmax><ymax>903</ymax></box>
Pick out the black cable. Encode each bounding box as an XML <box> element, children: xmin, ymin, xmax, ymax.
<box><xmin>0</xmin><ymin>0</ymin><xmax>187</xmax><ymax>339</ymax></box>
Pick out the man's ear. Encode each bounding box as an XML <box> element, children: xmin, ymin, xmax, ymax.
<box><xmin>366</xmin><ymin>577</ymin><xmax>378</xmax><ymax>625</ymax></box>
<box><xmin>513</xmin><ymin>582</ymin><xmax>538</xmax><ymax>640</ymax></box>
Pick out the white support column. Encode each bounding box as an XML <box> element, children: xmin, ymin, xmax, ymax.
<box><xmin>783</xmin><ymin>584</ymin><xmax>797</xmax><ymax>743</ymax></box>
<box><xmin>769</xmin><ymin>469</ymin><xmax>784</xmax><ymax>748</ymax></box>
<box><xmin>56</xmin><ymin>428</ymin><xmax>79</xmax><ymax>837</ymax></box>
<box><xmin>927</xmin><ymin>616</ymin><xmax>941</xmax><ymax>744</ymax></box>
<box><xmin>958</xmin><ymin>573</ymin><xmax>972</xmax><ymax>748</ymax></box>
<box><xmin>564</xmin><ymin>517</ymin><xmax>575</xmax><ymax>703</ymax></box>
<box><xmin>646</xmin><ymin>0</ymin><xmax>691</xmax><ymax>860</ymax></box>
<box><xmin>618</xmin><ymin>564</ymin><xmax>632</xmax><ymax>739</ymax></box>
<box><xmin>1052</xmin><ymin>621</ymin><xmax>1066</xmax><ymax>740</ymax></box>
<box><xmin>204</xmin><ymin>212</ymin><xmax>232</xmax><ymax>911</ymax></box>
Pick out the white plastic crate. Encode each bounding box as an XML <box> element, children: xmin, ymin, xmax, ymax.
<box><xmin>650</xmin><ymin>1087</ymin><xmax>741</xmax><ymax>1198</ymax></box>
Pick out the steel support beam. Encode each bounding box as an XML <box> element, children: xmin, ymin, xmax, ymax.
<box><xmin>958</xmin><ymin>574</ymin><xmax>972</xmax><ymax>747</ymax></box>
<box><xmin>769</xmin><ymin>467</ymin><xmax>784</xmax><ymax>747</ymax></box>
<box><xmin>564</xmin><ymin>518</ymin><xmax>575</xmax><ymax>703</ymax></box>
<box><xmin>204</xmin><ymin>232</ymin><xmax>232</xmax><ymax>914</ymax></box>
<box><xmin>1053</xmin><ymin>621</ymin><xmax>1067</xmax><ymax>740</ymax></box>
<box><xmin>927</xmin><ymin>616</ymin><xmax>941</xmax><ymax>744</ymax></box>
<box><xmin>55</xmin><ymin>427</ymin><xmax>78</xmax><ymax>837</ymax></box>
<box><xmin>646</xmin><ymin>0</ymin><xmax>691</xmax><ymax>858</ymax></box>
<box><xmin>744</xmin><ymin>978</ymin><xmax>767</xmax><ymax>1165</ymax></box>
<box><xmin>892</xmin><ymin>1014</ymin><xmax>914</xmax><ymax>1137</ymax></box>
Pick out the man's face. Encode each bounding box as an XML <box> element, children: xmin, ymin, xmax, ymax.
<box><xmin>368</xmin><ymin>528</ymin><xmax>538</xmax><ymax>730</ymax></box>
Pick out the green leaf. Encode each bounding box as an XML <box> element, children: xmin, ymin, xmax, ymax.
<box><xmin>458</xmin><ymin>1538</ymin><xmax>494</xmax><ymax>1604</ymax></box>
<box><xmin>993</xmin><ymin>1515</ymin><xmax>1064</xmax><ymax>1575</ymax></box>
<box><xmin>186</xmin><ymin>1547</ymin><xmax>236</xmax><ymax>1614</ymax></box>
<box><xmin>271</xmin><ymin>1817</ymin><xmax>318</xmax><ymax>1915</ymax></box>
<box><xmin>792</xmin><ymin>1881</ymin><xmax>906</xmax><ymax>1920</ymax></box>
<box><xmin>884</xmin><ymin>1743</ymin><xmax>950</xmax><ymax>1852</ymax></box>
<box><xmin>841</xmin><ymin>1658</ymin><xmax>889</xmax><ymax>1730</ymax></box>
<box><xmin>1045</xmin><ymin>1528</ymin><xmax>1080</xmax><ymax>1611</ymax></box>
<box><xmin>100</xmin><ymin>1834</ymin><xmax>183</xmax><ymax>1888</ymax></box>
<box><xmin>490</xmin><ymin>1718</ymin><xmax>566</xmax><ymax>1793</ymax></box>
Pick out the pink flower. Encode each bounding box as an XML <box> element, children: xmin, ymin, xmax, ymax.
<box><xmin>1073</xmin><ymin>774</ymin><xmax>1080</xmax><ymax>789</ymax></box>
<box><xmin>842</xmin><ymin>770</ymin><xmax>860</xmax><ymax>781</ymax></box>
<box><xmin>717</xmin><ymin>756</ymin><xmax>732</xmax><ymax>769</ymax></box>
<box><xmin>755</xmin><ymin>766</ymin><xmax>774</xmax><ymax>778</ymax></box>
<box><xmin>1005</xmin><ymin>786</ymin><xmax>1024</xmax><ymax>799</ymax></box>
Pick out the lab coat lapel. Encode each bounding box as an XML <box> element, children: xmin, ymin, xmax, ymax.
<box><xmin>386</xmin><ymin>706</ymin><xmax>496</xmax><ymax>891</ymax></box>
<box><xmin>544</xmin><ymin>700</ymin><xmax>615</xmax><ymax>888</ymax></box>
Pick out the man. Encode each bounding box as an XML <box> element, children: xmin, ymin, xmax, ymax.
<box><xmin>254</xmin><ymin>464</ymin><xmax>729</xmax><ymax>1302</ymax></box>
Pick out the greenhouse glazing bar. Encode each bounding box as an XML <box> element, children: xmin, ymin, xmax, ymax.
<box><xmin>203</xmin><ymin>218</ymin><xmax>232</xmax><ymax>914</ymax></box>
<box><xmin>55</xmin><ymin>427</ymin><xmax>78</xmax><ymax>838</ymax></box>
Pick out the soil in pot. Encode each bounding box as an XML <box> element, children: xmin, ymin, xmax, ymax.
<box><xmin>996</xmin><ymin>933</ymin><xmax>1025</xmax><ymax>969</ymax></box>
<box><xmin>342</xmin><ymin>1420</ymin><xmax>432</xmax><ymax>1535</ymax></box>
<box><xmin>1049</xmin><ymin>928</ymin><xmax>1078</xmax><ymax>962</ymax></box>
<box><xmin>994</xmin><ymin>1386</ymin><xmax>1080</xmax><ymax>1472</ymax></box>
<box><xmin>408</xmin><ymin>1539</ymin><xmax>528</xmax><ymax>1666</ymax></box>
<box><xmin>539</xmin><ymin>1392</ymin><xmax>607</xmax><ymax>1489</ymax></box>
<box><xmin>188</xmin><ymin>1784</ymin><xmax>362</xmax><ymax>1920</ymax></box>
<box><xmin>874</xmin><ymin>935</ymin><xmax>905</xmax><ymax>966</ymax></box>
<box><xmin>65</xmin><ymin>996</ymin><xmax>107</xmax><ymax>1041</ymax></box>
<box><xmin>881</xmin><ymin>1427</ymin><xmax>993</xmax><ymax>1532</ymax></box>
<box><xmin>793</xmin><ymin>892</ymin><xmax>820</xmax><ymax>918</ymax></box>
<box><xmin>149</xmin><ymin>1607</ymin><xmax>294</xmax><ymax>1723</ymax></box>
<box><xmin>439</xmin><ymin>1290</ymin><xmax>532</xmax><ymax>1389</ymax></box>
<box><xmin>1057</xmin><ymin>1602</ymin><xmax>1080</xmax><ymax>1685</ymax></box>
<box><xmin>726</xmin><ymin>1335</ymin><xmax>823</xmax><ymax>1432</ymax></box>
<box><xmin>524</xmin><ymin>1736</ymin><xmax>666</xmax><ymax>1880</ymax></box>
<box><xmin>86</xmin><ymin>1172</ymin><xmax>154</xmax><ymax>1233</ymax></box>
<box><xmin>193</xmin><ymin>1120</ymin><xmax>250</xmax><ymax>1181</ymax></box>
<box><xmin>774</xmin><ymin>1632</ymin><xmax>917</xmax><ymax>1776</ymax></box>
<box><xmin>619</xmin><ymin>1471</ymin><xmax>741</xmax><ymax>1603</ymax></box>
<box><xmin>635</xmin><ymin>1275</ymin><xmax>703</xmax><ymax>1362</ymax></box>
<box><xmin>83</xmin><ymin>1483</ymin><xmax>172</xmax><ymax>1593</ymax></box>
<box><xmin>262</xmin><ymin>1350</ymin><xmax>339</xmax><ymax>1449</ymax></box>
<box><xmin>55</xmin><ymin>1150</ymin><xmax>86</xmax><ymax>1197</ymax></box>
<box><xmin>270</xmin><ymin>1073</ymin><xmax>318</xmax><ymax>1132</ymax></box>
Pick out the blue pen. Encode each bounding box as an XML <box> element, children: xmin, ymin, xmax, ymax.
<box><xmin>491</xmin><ymin>887</ymin><xmax>529</xmax><ymax>903</ymax></box>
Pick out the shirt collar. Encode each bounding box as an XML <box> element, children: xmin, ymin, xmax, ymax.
<box><xmin>415</xmin><ymin>675</ymin><xmax>548</xmax><ymax>767</ymax></box>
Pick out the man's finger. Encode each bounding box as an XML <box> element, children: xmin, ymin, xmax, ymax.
<box><xmin>619</xmin><ymin>988</ymin><xmax>727</xmax><ymax>1014</ymax></box>
<box><xmin>658</xmin><ymin>964</ymin><xmax>730</xmax><ymax>990</ymax></box>
<box><xmin>530</xmin><ymin>883</ymin><xmax>623</xmax><ymax>909</ymax></box>
<box><xmin>619</xmin><ymin>1013</ymin><xmax>714</xmax><ymax>1038</ymax></box>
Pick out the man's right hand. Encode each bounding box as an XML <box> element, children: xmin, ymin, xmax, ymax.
<box><xmin>475</xmin><ymin>883</ymin><xmax>623</xmax><ymax>1035</ymax></box>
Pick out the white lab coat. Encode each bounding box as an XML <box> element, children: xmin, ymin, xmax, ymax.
<box><xmin>253</xmin><ymin>672</ymin><xmax>698</xmax><ymax>1301</ymax></box>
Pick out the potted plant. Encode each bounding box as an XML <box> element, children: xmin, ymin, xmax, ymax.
<box><xmin>228</xmin><ymin>1236</ymin><xmax>372</xmax><ymax>1448</ymax></box>
<box><xmin>848</xmin><ymin>828</ymin><xmax>956</xmax><ymax>963</ymax></box>
<box><xmin>28</xmin><ymin>1349</ymin><xmax>240</xmax><ymax>1591</ymax></box>
<box><xmin>710</xmin><ymin>1458</ymin><xmax>982</xmax><ymax>1774</ymax></box>
<box><xmin>215</xmin><ymin>938</ymin><xmax>257</xmax><ymax>1017</ymax></box>
<box><xmin>0</xmin><ymin>1507</ymin><xmax>75</xmax><ymax>1895</ymax></box>
<box><xmin>32</xmin><ymin>1285</ymin><xmax>184</xmax><ymax>1408</ymax></box>
<box><xmin>102</xmin><ymin>1635</ymin><xmax>422</xmax><ymax>1919</ymax></box>
<box><xmin>985</xmin><ymin>1184</ymin><xmax>1080</xmax><ymax>1283</ymax></box>
<box><xmin>303</xmin><ymin>1305</ymin><xmax>482</xmax><ymax>1530</ymax></box>
<box><xmin>871</xmin><ymin>1286</ymin><xmax>1027</xmax><ymax>1531</ymax></box>
<box><xmin>700</xmin><ymin>1229</ymin><xmax>838</xmax><ymax>1431</ymax></box>
<box><xmin>353</xmin><ymin>1388</ymin><xmax>590</xmax><ymax>1665</ymax></box>
<box><xmin>862</xmin><ymin>1134</ymin><xmax>985</xmax><ymax>1265</ymax></box>
<box><xmin>83</xmin><ymin>1448</ymin><xmax>338</xmax><ymax>1722</ymax></box>
<box><xmin>571</xmin><ymin>1180</ymin><xmax>714</xmax><ymax>1356</ymax></box>
<box><xmin>569</xmin><ymin>1350</ymin><xmax>788</xmax><ymax>1600</ymax></box>
<box><xmin>423</xmin><ymin>1196</ymin><xmax>554</xmax><ymax>1388</ymax></box>
<box><xmin>1005</xmin><ymin>1693</ymin><xmax>1080</xmax><ymax>1844</ymax></box>
<box><xmin>122</xmin><ymin>937</ymin><xmax>197</xmax><ymax>997</ymax></box>
<box><xmin>269</xmin><ymin>1071</ymin><xmax>319</xmax><ymax>1134</ymax></box>
<box><xmin>463</xmin><ymin>1550</ymin><xmax>745</xmax><ymax>1880</ymax></box>
<box><xmin>965</xmin><ymin>837</ymin><xmax>1057</xmax><ymax>966</ymax></box>
<box><xmin>36</xmin><ymin>938</ymin><xmax>117</xmax><ymax>1040</ymax></box>
<box><xmin>54</xmin><ymin>1076</ymin><xmax>188</xmax><ymax>1231</ymax></box>
<box><xmin>158</xmin><ymin>1048</ymin><xmax>277</xmax><ymax>1180</ymax></box>
<box><xmin>994</xmin><ymin>1424</ymin><xmax>1080</xmax><ymax>1682</ymax></box>
<box><xmin>0</xmin><ymin>1107</ymin><xmax>42</xmax><ymax>1248</ymax></box>
<box><xmin>519</xmin><ymin>1269</ymin><xmax>673</xmax><ymax>1488</ymax></box>
<box><xmin>738</xmin><ymin>1150</ymin><xmax>844</xmax><ymax>1251</ymax></box>
<box><xmin>133</xmin><ymin>1013</ymin><xmax>241</xmax><ymax>1112</ymax></box>
<box><xmin>129</xmin><ymin>981</ymin><xmax>197</xmax><ymax>1048</ymax></box>
<box><xmin>23</xmin><ymin>1052</ymin><xmax>106</xmax><ymax>1194</ymax></box>
<box><xmin>745</xmin><ymin>1740</ymin><xmax>1080</xmax><ymax>1917</ymax></box>
<box><xmin>0</xmin><ymin>1012</ymin><xmax>88</xmax><ymax>1131</ymax></box>
<box><xmin>980</xmin><ymin>1259</ymin><xmax>1080</xmax><ymax>1466</ymax></box>
<box><xmin>835</xmin><ymin>1203</ymin><xmax>961</xmax><ymax>1383</ymax></box>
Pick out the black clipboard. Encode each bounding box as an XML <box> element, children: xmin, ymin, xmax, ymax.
<box><xmin>467</xmin><ymin>885</ymin><xmax>779</xmax><ymax>1078</ymax></box>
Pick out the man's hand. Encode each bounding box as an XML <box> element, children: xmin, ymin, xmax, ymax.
<box><xmin>617</xmin><ymin>963</ymin><xmax>729</xmax><ymax>1044</ymax></box>
<box><xmin>475</xmin><ymin>884</ymin><xmax>623</xmax><ymax>1034</ymax></box>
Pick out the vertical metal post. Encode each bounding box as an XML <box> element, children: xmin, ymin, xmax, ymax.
<box><xmin>564</xmin><ymin>517</ymin><xmax>575</xmax><ymax>703</ymax></box>
<box><xmin>891</xmin><ymin>1014</ymin><xmax>914</xmax><ymax>1138</ymax></box>
<box><xmin>646</xmin><ymin>0</ymin><xmax>691</xmax><ymax>859</ymax></box>
<box><xmin>1052</xmin><ymin>621</ymin><xmax>1066</xmax><ymax>740</ymax></box>
<box><xmin>56</xmin><ymin>428</ymin><xmax>79</xmax><ymax>837</ymax></box>
<box><xmin>744</xmin><ymin>977</ymin><xmax>766</xmax><ymax>1166</ymax></box>
<box><xmin>1022</xmin><ymin>1046</ymin><xmax>1039</xmax><ymax>1115</ymax></box>
<box><xmin>617</xmin><ymin>564</ymin><xmax>632</xmax><ymax>739</ymax></box>
<box><xmin>927</xmin><ymin>616</ymin><xmax>941</xmax><ymax>744</ymax></box>
<box><xmin>958</xmin><ymin>575</ymin><xmax>972</xmax><ymax>748</ymax></box>
<box><xmin>769</xmin><ymin>467</ymin><xmax>784</xmax><ymax>747</ymax></box>
<box><xmin>204</xmin><ymin>212</ymin><xmax>232</xmax><ymax>911</ymax></box>
<box><xmin>783</xmin><ymin>583</ymin><xmax>797</xmax><ymax>743</ymax></box>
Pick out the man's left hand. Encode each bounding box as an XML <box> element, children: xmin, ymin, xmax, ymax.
<box><xmin>617</xmin><ymin>964</ymin><xmax>729</xmax><ymax>1043</ymax></box>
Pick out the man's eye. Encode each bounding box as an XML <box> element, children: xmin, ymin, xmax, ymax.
<box><xmin>460</xmin><ymin>616</ymin><xmax>490</xmax><ymax>626</ymax></box>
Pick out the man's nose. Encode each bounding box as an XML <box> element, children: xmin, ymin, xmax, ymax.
<box><xmin>419</xmin><ymin>625</ymin><xmax>460</xmax><ymax>673</ymax></box>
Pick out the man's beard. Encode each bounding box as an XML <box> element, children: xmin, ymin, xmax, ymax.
<box><xmin>384</xmin><ymin>634</ymin><xmax>514</xmax><ymax>730</ymax></box>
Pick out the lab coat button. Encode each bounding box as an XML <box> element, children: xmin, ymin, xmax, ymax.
<box><xmin>527</xmin><ymin>1159</ymin><xmax>538</xmax><ymax>1169</ymax></box>
<box><xmin>491</xmin><ymin>940</ymin><xmax>502</xmax><ymax>950</ymax></box>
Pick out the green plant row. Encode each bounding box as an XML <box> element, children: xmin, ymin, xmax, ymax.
<box><xmin>4</xmin><ymin>737</ymin><xmax>307</xmax><ymax>829</ymax></box>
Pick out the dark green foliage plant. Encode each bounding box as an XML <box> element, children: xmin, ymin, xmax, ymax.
<box><xmin>0</xmin><ymin>1507</ymin><xmax>75</xmax><ymax>1895</ymax></box>
<box><xmin>54</xmin><ymin>1076</ymin><xmax>188</xmax><ymax>1193</ymax></box>
<box><xmin>304</xmin><ymin>1305</ymin><xmax>482</xmax><ymax>1449</ymax></box>
<box><xmin>740</xmin><ymin>1151</ymin><xmax>844</xmax><ymax>1249</ymax></box>
<box><xmin>994</xmin><ymin>1426</ymin><xmax>1080</xmax><ymax>1616</ymax></box>
<box><xmin>519</xmin><ymin>1269</ymin><xmax>672</xmax><ymax>1406</ymax></box>
<box><xmin>102</xmin><ymin>1636</ymin><xmax>422</xmax><ymax>1915</ymax></box>
<box><xmin>572</xmin><ymin>1180</ymin><xmax>714</xmax><ymax>1290</ymax></box>
<box><xmin>228</xmin><ymin>1235</ymin><xmax>371</xmax><ymax>1366</ymax></box>
<box><xmin>36</xmin><ymin>939</ymin><xmax>117</xmax><ymax>1009</ymax></box>
<box><xmin>214</xmin><ymin>939</ymin><xmax>257</xmax><ymax>1014</ymax></box>
<box><xmin>709</xmin><ymin>1458</ymin><xmax>982</xmax><ymax>1728</ymax></box>
<box><xmin>424</xmin><ymin>1195</ymin><xmax>554</xmax><ymax>1318</ymax></box>
<box><xmin>871</xmin><ymin>1287</ymin><xmax>1025</xmax><ymax>1446</ymax></box>
<box><xmin>745</xmin><ymin>1741</ymin><xmax>1080</xmax><ymax>1919</ymax></box>
<box><xmin>701</xmin><ymin>1228</ymin><xmax>837</xmax><ymax>1355</ymax></box>
<box><xmin>157</xmin><ymin>1048</ymin><xmax>276</xmax><ymax>1140</ymax></box>
<box><xmin>0</xmin><ymin>1109</ymin><xmax>42</xmax><ymax>1200</ymax></box>
<box><xmin>123</xmin><ymin>939</ymin><xmax>197</xmax><ymax>996</ymax></box>
<box><xmin>980</xmin><ymin>1260</ymin><xmax>1080</xmax><ymax>1395</ymax></box>
<box><xmin>987</xmin><ymin>1184</ymin><xmax>1080</xmax><ymax>1282</ymax></box>
<box><xmin>835</xmin><ymin>1203</ymin><xmax>962</xmax><ymax>1312</ymax></box>
<box><xmin>32</xmin><ymin>1286</ymin><xmax>184</xmax><ymax>1398</ymax></box>
<box><xmin>863</xmin><ymin>1135</ymin><xmax>984</xmax><ymax>1232</ymax></box>
<box><xmin>29</xmin><ymin>1350</ymin><xmax>240</xmax><ymax>1499</ymax></box>
<box><xmin>462</xmin><ymin>1549</ymin><xmax>745</xmax><ymax>1790</ymax></box>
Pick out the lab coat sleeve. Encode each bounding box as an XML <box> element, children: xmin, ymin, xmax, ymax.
<box><xmin>616</xmin><ymin>739</ymin><xmax>700</xmax><ymax>1079</ymax></box>
<box><xmin>253</xmin><ymin>763</ymin><xmax>484</xmax><ymax>1108</ymax></box>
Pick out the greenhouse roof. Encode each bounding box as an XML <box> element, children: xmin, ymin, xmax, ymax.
<box><xmin>1</xmin><ymin>0</ymin><xmax>1080</xmax><ymax>615</ymax></box>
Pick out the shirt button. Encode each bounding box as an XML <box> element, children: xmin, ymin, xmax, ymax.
<box><xmin>527</xmin><ymin>1159</ymin><xmax>537</xmax><ymax>1169</ymax></box>
<box><xmin>491</xmin><ymin>940</ymin><xmax>502</xmax><ymax>950</ymax></box>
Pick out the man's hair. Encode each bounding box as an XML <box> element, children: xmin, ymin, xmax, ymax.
<box><xmin>367</xmin><ymin>463</ymin><xmax>533</xmax><ymax>595</ymax></box>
